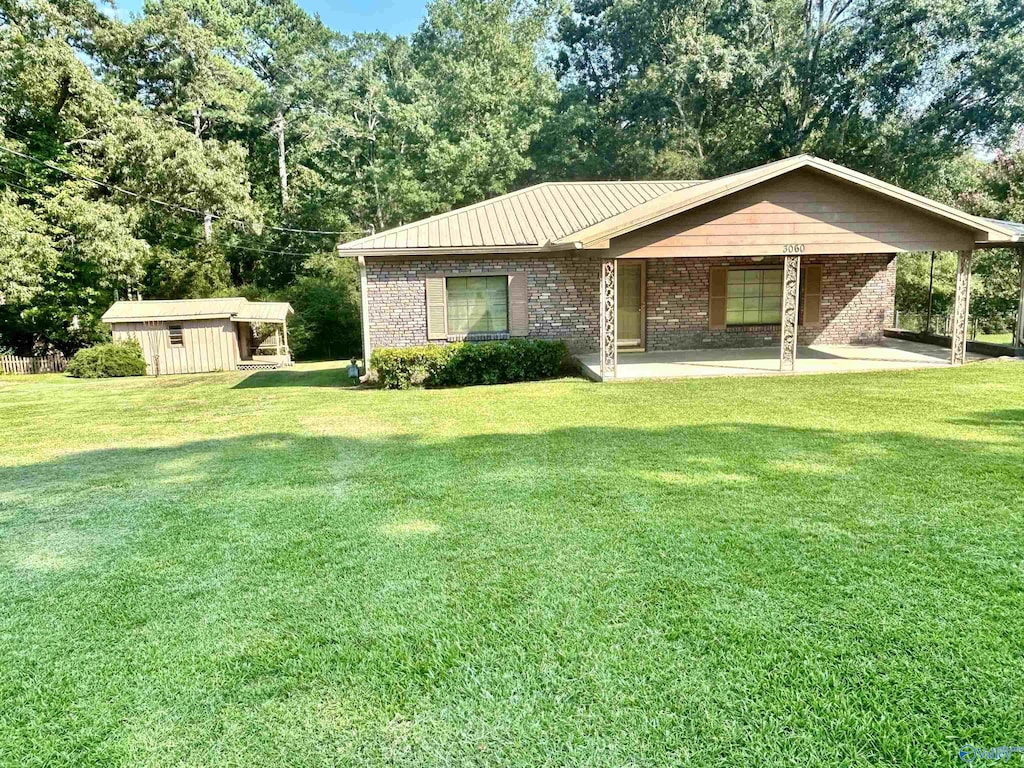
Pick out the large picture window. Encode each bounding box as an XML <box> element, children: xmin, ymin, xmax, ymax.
<box><xmin>726</xmin><ymin>269</ymin><xmax>782</xmax><ymax>325</ymax></box>
<box><xmin>445</xmin><ymin>275</ymin><xmax>508</xmax><ymax>335</ymax></box>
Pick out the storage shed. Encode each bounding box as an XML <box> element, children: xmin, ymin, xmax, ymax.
<box><xmin>101</xmin><ymin>298</ymin><xmax>293</xmax><ymax>375</ymax></box>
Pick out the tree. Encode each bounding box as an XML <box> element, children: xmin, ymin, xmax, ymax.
<box><xmin>1</xmin><ymin>0</ymin><xmax>149</xmax><ymax>352</ymax></box>
<box><xmin>954</xmin><ymin>147</ymin><xmax>1024</xmax><ymax>335</ymax></box>
<box><xmin>408</xmin><ymin>0</ymin><xmax>557</xmax><ymax>212</ymax></box>
<box><xmin>545</xmin><ymin>0</ymin><xmax>1024</xmax><ymax>185</ymax></box>
<box><xmin>108</xmin><ymin>0</ymin><xmax>262</xmax><ymax>275</ymax></box>
<box><xmin>282</xmin><ymin>270</ymin><xmax>362</xmax><ymax>360</ymax></box>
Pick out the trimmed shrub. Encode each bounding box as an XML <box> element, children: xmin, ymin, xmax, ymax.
<box><xmin>66</xmin><ymin>340</ymin><xmax>146</xmax><ymax>378</ymax></box>
<box><xmin>370</xmin><ymin>345</ymin><xmax>450</xmax><ymax>389</ymax></box>
<box><xmin>371</xmin><ymin>339</ymin><xmax>567</xmax><ymax>389</ymax></box>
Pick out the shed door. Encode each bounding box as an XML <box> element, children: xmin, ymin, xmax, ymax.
<box><xmin>617</xmin><ymin>260</ymin><xmax>644</xmax><ymax>348</ymax></box>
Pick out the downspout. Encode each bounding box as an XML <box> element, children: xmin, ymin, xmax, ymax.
<box><xmin>358</xmin><ymin>254</ymin><xmax>372</xmax><ymax>378</ymax></box>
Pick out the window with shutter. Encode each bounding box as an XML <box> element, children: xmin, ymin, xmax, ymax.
<box><xmin>508</xmin><ymin>272</ymin><xmax>529</xmax><ymax>336</ymax></box>
<box><xmin>425</xmin><ymin>276</ymin><xmax>446</xmax><ymax>340</ymax></box>
<box><xmin>725</xmin><ymin>269</ymin><xmax>783</xmax><ymax>325</ymax></box>
<box><xmin>446</xmin><ymin>276</ymin><xmax>508</xmax><ymax>334</ymax></box>
<box><xmin>709</xmin><ymin>267</ymin><xmax>728</xmax><ymax>329</ymax></box>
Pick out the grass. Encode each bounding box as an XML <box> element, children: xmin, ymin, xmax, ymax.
<box><xmin>2</xmin><ymin>360</ymin><xmax>1024</xmax><ymax>766</ymax></box>
<box><xmin>976</xmin><ymin>332</ymin><xmax>1014</xmax><ymax>345</ymax></box>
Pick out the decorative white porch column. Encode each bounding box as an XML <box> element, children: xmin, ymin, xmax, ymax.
<box><xmin>951</xmin><ymin>249</ymin><xmax>973</xmax><ymax>366</ymax></box>
<box><xmin>780</xmin><ymin>254</ymin><xmax>801</xmax><ymax>372</ymax></box>
<box><xmin>599</xmin><ymin>258</ymin><xmax>617</xmax><ymax>379</ymax></box>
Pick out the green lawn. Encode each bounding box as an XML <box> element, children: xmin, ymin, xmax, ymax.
<box><xmin>976</xmin><ymin>332</ymin><xmax>1014</xmax><ymax>345</ymax></box>
<box><xmin>2</xmin><ymin>361</ymin><xmax>1023</xmax><ymax>767</ymax></box>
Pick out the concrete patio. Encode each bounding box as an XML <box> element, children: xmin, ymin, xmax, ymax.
<box><xmin>576</xmin><ymin>338</ymin><xmax>990</xmax><ymax>381</ymax></box>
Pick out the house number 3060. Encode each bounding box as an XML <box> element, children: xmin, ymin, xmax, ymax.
<box><xmin>782</xmin><ymin>244</ymin><xmax>806</xmax><ymax>254</ymax></box>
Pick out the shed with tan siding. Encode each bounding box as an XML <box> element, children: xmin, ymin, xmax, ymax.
<box><xmin>102</xmin><ymin>298</ymin><xmax>293</xmax><ymax>376</ymax></box>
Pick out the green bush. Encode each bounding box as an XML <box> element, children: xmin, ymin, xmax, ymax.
<box><xmin>282</xmin><ymin>271</ymin><xmax>361</xmax><ymax>361</ymax></box>
<box><xmin>370</xmin><ymin>345</ymin><xmax>450</xmax><ymax>389</ymax></box>
<box><xmin>66</xmin><ymin>340</ymin><xmax>147</xmax><ymax>378</ymax></box>
<box><xmin>371</xmin><ymin>339</ymin><xmax>567</xmax><ymax>389</ymax></box>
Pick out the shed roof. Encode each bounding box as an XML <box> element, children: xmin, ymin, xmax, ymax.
<box><xmin>102</xmin><ymin>298</ymin><xmax>292</xmax><ymax>324</ymax></box>
<box><xmin>233</xmin><ymin>301</ymin><xmax>294</xmax><ymax>323</ymax></box>
<box><xmin>338</xmin><ymin>156</ymin><xmax>1024</xmax><ymax>255</ymax></box>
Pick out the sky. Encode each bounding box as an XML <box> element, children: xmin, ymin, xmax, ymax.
<box><xmin>109</xmin><ymin>0</ymin><xmax>429</xmax><ymax>37</ymax></box>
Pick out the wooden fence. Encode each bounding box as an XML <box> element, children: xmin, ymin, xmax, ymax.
<box><xmin>1</xmin><ymin>353</ymin><xmax>68</xmax><ymax>374</ymax></box>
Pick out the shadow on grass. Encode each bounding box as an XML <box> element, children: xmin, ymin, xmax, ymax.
<box><xmin>3</xmin><ymin>420</ymin><xmax>1018</xmax><ymax>522</ymax></box>
<box><xmin>3</xmin><ymin>421</ymin><xmax>1023</xmax><ymax>766</ymax></box>
<box><xmin>233</xmin><ymin>365</ymin><xmax>358</xmax><ymax>389</ymax></box>
<box><xmin>951</xmin><ymin>408</ymin><xmax>1024</xmax><ymax>431</ymax></box>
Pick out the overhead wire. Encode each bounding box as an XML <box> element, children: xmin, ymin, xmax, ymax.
<box><xmin>0</xmin><ymin>159</ymin><xmax>341</xmax><ymax>259</ymax></box>
<box><xmin>0</xmin><ymin>139</ymin><xmax>367</xmax><ymax>237</ymax></box>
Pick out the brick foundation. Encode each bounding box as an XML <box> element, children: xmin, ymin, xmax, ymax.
<box><xmin>364</xmin><ymin>253</ymin><xmax>895</xmax><ymax>353</ymax></box>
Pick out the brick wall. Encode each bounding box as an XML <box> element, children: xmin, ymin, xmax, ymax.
<box><xmin>364</xmin><ymin>252</ymin><xmax>895</xmax><ymax>353</ymax></box>
<box><xmin>645</xmin><ymin>254</ymin><xmax>896</xmax><ymax>350</ymax></box>
<box><xmin>365</xmin><ymin>254</ymin><xmax>601</xmax><ymax>352</ymax></box>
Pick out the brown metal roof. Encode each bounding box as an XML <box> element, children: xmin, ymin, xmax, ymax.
<box><xmin>338</xmin><ymin>180</ymin><xmax>703</xmax><ymax>253</ymax></box>
<box><xmin>339</xmin><ymin>157</ymin><xmax>1024</xmax><ymax>255</ymax></box>
<box><xmin>102</xmin><ymin>298</ymin><xmax>293</xmax><ymax>324</ymax></box>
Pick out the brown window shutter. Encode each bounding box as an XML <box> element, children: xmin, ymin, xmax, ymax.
<box><xmin>508</xmin><ymin>272</ymin><xmax>529</xmax><ymax>336</ymax></box>
<box><xmin>425</xmin><ymin>276</ymin><xmax>446</xmax><ymax>340</ymax></box>
<box><xmin>803</xmin><ymin>265</ymin><xmax>822</xmax><ymax>324</ymax></box>
<box><xmin>709</xmin><ymin>266</ymin><xmax>728</xmax><ymax>329</ymax></box>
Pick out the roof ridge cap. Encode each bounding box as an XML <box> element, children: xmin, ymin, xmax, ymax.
<box><xmin>116</xmin><ymin>297</ymin><xmax>245</xmax><ymax>303</ymax></box>
<box><xmin>544</xmin><ymin>179</ymin><xmax>704</xmax><ymax>184</ymax></box>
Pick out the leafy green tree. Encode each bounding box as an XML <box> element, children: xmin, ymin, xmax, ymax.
<box><xmin>0</xmin><ymin>190</ymin><xmax>56</xmax><ymax>307</ymax></box>
<box><xmin>408</xmin><ymin>0</ymin><xmax>557</xmax><ymax>211</ymax></box>
<box><xmin>281</xmin><ymin>254</ymin><xmax>362</xmax><ymax>359</ymax></box>
<box><xmin>894</xmin><ymin>251</ymin><xmax>956</xmax><ymax>328</ymax></box>
<box><xmin>955</xmin><ymin>148</ymin><xmax>1024</xmax><ymax>335</ymax></box>
<box><xmin>546</xmin><ymin>0</ymin><xmax>1024</xmax><ymax>185</ymax></box>
<box><xmin>107</xmin><ymin>0</ymin><xmax>262</xmax><ymax>289</ymax></box>
<box><xmin>1</xmin><ymin>0</ymin><xmax>151</xmax><ymax>351</ymax></box>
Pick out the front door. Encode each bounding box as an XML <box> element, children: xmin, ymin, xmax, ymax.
<box><xmin>617</xmin><ymin>260</ymin><xmax>644</xmax><ymax>348</ymax></box>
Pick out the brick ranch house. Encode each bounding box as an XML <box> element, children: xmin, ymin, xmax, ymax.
<box><xmin>339</xmin><ymin>155</ymin><xmax>1023</xmax><ymax>380</ymax></box>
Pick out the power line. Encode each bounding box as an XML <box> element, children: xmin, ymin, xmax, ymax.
<box><xmin>0</xmin><ymin>141</ymin><xmax>367</xmax><ymax>237</ymax></box>
<box><xmin>1</xmin><ymin>168</ymin><xmax>335</xmax><ymax>259</ymax></box>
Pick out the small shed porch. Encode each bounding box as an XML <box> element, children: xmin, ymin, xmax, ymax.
<box><xmin>234</xmin><ymin>301</ymin><xmax>294</xmax><ymax>371</ymax></box>
<box><xmin>576</xmin><ymin>338</ymin><xmax>989</xmax><ymax>381</ymax></box>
